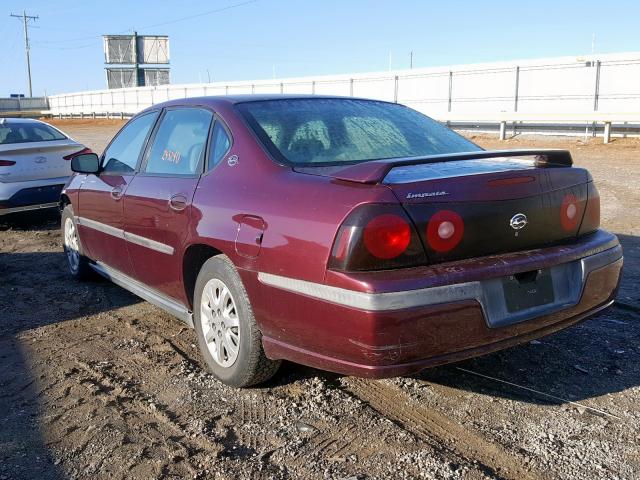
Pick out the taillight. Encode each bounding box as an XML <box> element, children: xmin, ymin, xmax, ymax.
<box><xmin>329</xmin><ymin>204</ymin><xmax>426</xmax><ymax>271</ymax></box>
<box><xmin>560</xmin><ymin>193</ymin><xmax>581</xmax><ymax>231</ymax></box>
<box><xmin>578</xmin><ymin>182</ymin><xmax>600</xmax><ymax>235</ymax></box>
<box><xmin>426</xmin><ymin>210</ymin><xmax>464</xmax><ymax>252</ymax></box>
<box><xmin>363</xmin><ymin>214</ymin><xmax>411</xmax><ymax>259</ymax></box>
<box><xmin>63</xmin><ymin>147</ymin><xmax>93</xmax><ymax>160</ymax></box>
<box><xmin>0</xmin><ymin>160</ymin><xmax>16</xmax><ymax>166</ymax></box>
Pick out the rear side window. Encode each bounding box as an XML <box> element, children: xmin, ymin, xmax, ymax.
<box><xmin>207</xmin><ymin>121</ymin><xmax>231</xmax><ymax>171</ymax></box>
<box><xmin>145</xmin><ymin>108</ymin><xmax>213</xmax><ymax>175</ymax></box>
<box><xmin>0</xmin><ymin>122</ymin><xmax>66</xmax><ymax>144</ymax></box>
<box><xmin>102</xmin><ymin>112</ymin><xmax>159</xmax><ymax>174</ymax></box>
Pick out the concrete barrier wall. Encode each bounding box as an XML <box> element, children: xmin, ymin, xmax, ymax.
<box><xmin>0</xmin><ymin>97</ymin><xmax>49</xmax><ymax>112</ymax></box>
<box><xmin>47</xmin><ymin>52</ymin><xmax>640</xmax><ymax>121</ymax></box>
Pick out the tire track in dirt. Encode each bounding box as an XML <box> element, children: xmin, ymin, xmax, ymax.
<box><xmin>71</xmin><ymin>359</ymin><xmax>223</xmax><ymax>469</ymax></box>
<box><xmin>239</xmin><ymin>391</ymin><xmax>268</xmax><ymax>451</ymax></box>
<box><xmin>345</xmin><ymin>378</ymin><xmax>545</xmax><ymax>480</ymax></box>
<box><xmin>289</xmin><ymin>423</ymin><xmax>361</xmax><ymax>465</ymax></box>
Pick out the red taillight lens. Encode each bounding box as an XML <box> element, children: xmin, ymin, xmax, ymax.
<box><xmin>63</xmin><ymin>147</ymin><xmax>93</xmax><ymax>160</ymax></box>
<box><xmin>0</xmin><ymin>159</ymin><xmax>16</xmax><ymax>166</ymax></box>
<box><xmin>578</xmin><ymin>182</ymin><xmax>600</xmax><ymax>235</ymax></box>
<box><xmin>426</xmin><ymin>210</ymin><xmax>464</xmax><ymax>252</ymax></box>
<box><xmin>363</xmin><ymin>214</ymin><xmax>411</xmax><ymax>259</ymax></box>
<box><xmin>329</xmin><ymin>204</ymin><xmax>426</xmax><ymax>271</ymax></box>
<box><xmin>560</xmin><ymin>193</ymin><xmax>580</xmax><ymax>231</ymax></box>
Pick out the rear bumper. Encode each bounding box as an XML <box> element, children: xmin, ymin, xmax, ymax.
<box><xmin>251</xmin><ymin>230</ymin><xmax>623</xmax><ymax>378</ymax></box>
<box><xmin>0</xmin><ymin>177</ymin><xmax>67</xmax><ymax>215</ymax></box>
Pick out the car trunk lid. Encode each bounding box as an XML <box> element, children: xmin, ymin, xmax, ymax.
<box><xmin>386</xmin><ymin>153</ymin><xmax>590</xmax><ymax>263</ymax></box>
<box><xmin>0</xmin><ymin>140</ymin><xmax>81</xmax><ymax>183</ymax></box>
<box><xmin>295</xmin><ymin>149</ymin><xmax>593</xmax><ymax>263</ymax></box>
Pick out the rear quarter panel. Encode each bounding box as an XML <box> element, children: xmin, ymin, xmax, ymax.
<box><xmin>190</xmin><ymin>103</ymin><xmax>398</xmax><ymax>284</ymax></box>
<box><xmin>188</xmin><ymin>103</ymin><xmax>399</xmax><ymax>344</ymax></box>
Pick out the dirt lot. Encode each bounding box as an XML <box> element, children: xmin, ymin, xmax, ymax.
<box><xmin>1</xmin><ymin>121</ymin><xmax>639</xmax><ymax>480</ymax></box>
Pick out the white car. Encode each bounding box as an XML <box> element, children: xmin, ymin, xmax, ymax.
<box><xmin>0</xmin><ymin>118</ymin><xmax>89</xmax><ymax>216</ymax></box>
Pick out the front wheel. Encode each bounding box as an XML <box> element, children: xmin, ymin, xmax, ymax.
<box><xmin>61</xmin><ymin>205</ymin><xmax>93</xmax><ymax>280</ymax></box>
<box><xmin>193</xmin><ymin>255</ymin><xmax>281</xmax><ymax>387</ymax></box>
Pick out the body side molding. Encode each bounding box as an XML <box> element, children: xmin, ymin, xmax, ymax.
<box><xmin>76</xmin><ymin>216</ymin><xmax>174</xmax><ymax>255</ymax></box>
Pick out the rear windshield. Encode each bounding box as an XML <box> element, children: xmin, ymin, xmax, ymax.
<box><xmin>0</xmin><ymin>122</ymin><xmax>67</xmax><ymax>145</ymax></box>
<box><xmin>236</xmin><ymin>98</ymin><xmax>480</xmax><ymax>166</ymax></box>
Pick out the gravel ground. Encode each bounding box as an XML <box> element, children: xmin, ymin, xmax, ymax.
<box><xmin>0</xmin><ymin>121</ymin><xmax>639</xmax><ymax>480</ymax></box>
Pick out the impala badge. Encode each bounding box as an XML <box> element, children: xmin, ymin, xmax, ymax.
<box><xmin>227</xmin><ymin>155</ymin><xmax>238</xmax><ymax>167</ymax></box>
<box><xmin>510</xmin><ymin>213</ymin><xmax>528</xmax><ymax>231</ymax></box>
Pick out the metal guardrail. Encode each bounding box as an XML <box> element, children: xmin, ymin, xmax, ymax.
<box><xmin>48</xmin><ymin>111</ymin><xmax>134</xmax><ymax>120</ymax></box>
<box><xmin>438</xmin><ymin>113</ymin><xmax>640</xmax><ymax>143</ymax></box>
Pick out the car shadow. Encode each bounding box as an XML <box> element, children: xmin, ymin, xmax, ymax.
<box><xmin>0</xmin><ymin>249</ymin><xmax>140</xmax><ymax>479</ymax></box>
<box><xmin>0</xmin><ymin>209</ymin><xmax>61</xmax><ymax>232</ymax></box>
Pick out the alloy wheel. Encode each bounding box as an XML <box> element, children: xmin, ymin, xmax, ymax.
<box><xmin>64</xmin><ymin>217</ymin><xmax>80</xmax><ymax>273</ymax></box>
<box><xmin>200</xmin><ymin>278</ymin><xmax>240</xmax><ymax>367</ymax></box>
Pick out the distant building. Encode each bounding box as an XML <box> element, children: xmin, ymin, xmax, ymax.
<box><xmin>103</xmin><ymin>33</ymin><xmax>170</xmax><ymax>89</ymax></box>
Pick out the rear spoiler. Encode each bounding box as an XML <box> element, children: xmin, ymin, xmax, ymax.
<box><xmin>322</xmin><ymin>149</ymin><xmax>573</xmax><ymax>184</ymax></box>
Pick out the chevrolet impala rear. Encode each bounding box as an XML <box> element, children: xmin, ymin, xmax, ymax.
<box><xmin>235</xmin><ymin>98</ymin><xmax>623</xmax><ymax>378</ymax></box>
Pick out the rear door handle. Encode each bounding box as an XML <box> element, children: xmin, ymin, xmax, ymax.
<box><xmin>111</xmin><ymin>186</ymin><xmax>124</xmax><ymax>200</ymax></box>
<box><xmin>169</xmin><ymin>193</ymin><xmax>188</xmax><ymax>211</ymax></box>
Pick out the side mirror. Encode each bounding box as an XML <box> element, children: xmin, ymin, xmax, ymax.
<box><xmin>71</xmin><ymin>153</ymin><xmax>100</xmax><ymax>174</ymax></box>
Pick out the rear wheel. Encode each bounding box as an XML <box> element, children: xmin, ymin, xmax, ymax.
<box><xmin>193</xmin><ymin>255</ymin><xmax>280</xmax><ymax>387</ymax></box>
<box><xmin>61</xmin><ymin>205</ymin><xmax>93</xmax><ymax>280</ymax></box>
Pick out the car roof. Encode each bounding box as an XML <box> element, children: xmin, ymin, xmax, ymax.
<box><xmin>0</xmin><ymin>117</ymin><xmax>47</xmax><ymax>125</ymax></box>
<box><xmin>143</xmin><ymin>94</ymin><xmax>394</xmax><ymax>112</ymax></box>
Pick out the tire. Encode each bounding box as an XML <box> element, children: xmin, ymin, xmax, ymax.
<box><xmin>193</xmin><ymin>255</ymin><xmax>281</xmax><ymax>387</ymax></box>
<box><xmin>61</xmin><ymin>205</ymin><xmax>94</xmax><ymax>280</ymax></box>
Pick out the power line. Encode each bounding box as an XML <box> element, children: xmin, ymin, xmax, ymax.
<box><xmin>140</xmin><ymin>0</ymin><xmax>259</xmax><ymax>29</ymax></box>
<box><xmin>32</xmin><ymin>0</ymin><xmax>261</xmax><ymax>45</ymax></box>
<box><xmin>36</xmin><ymin>42</ymin><xmax>97</xmax><ymax>51</ymax></box>
<box><xmin>10</xmin><ymin>10</ymin><xmax>38</xmax><ymax>97</ymax></box>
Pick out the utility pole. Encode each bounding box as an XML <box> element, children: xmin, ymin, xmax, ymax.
<box><xmin>10</xmin><ymin>10</ymin><xmax>38</xmax><ymax>97</ymax></box>
<box><xmin>410</xmin><ymin>50</ymin><xmax>413</xmax><ymax>69</ymax></box>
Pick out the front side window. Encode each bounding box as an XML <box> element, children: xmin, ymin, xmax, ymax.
<box><xmin>102</xmin><ymin>111</ymin><xmax>159</xmax><ymax>174</ymax></box>
<box><xmin>145</xmin><ymin>108</ymin><xmax>213</xmax><ymax>175</ymax></box>
<box><xmin>207</xmin><ymin>121</ymin><xmax>231</xmax><ymax>171</ymax></box>
<box><xmin>0</xmin><ymin>122</ymin><xmax>66</xmax><ymax>144</ymax></box>
<box><xmin>237</xmin><ymin>99</ymin><xmax>480</xmax><ymax>166</ymax></box>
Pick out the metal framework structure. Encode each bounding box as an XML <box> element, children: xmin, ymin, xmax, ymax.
<box><xmin>103</xmin><ymin>33</ymin><xmax>170</xmax><ymax>89</ymax></box>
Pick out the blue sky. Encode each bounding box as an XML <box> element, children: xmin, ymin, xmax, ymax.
<box><xmin>2</xmin><ymin>0</ymin><xmax>639</xmax><ymax>96</ymax></box>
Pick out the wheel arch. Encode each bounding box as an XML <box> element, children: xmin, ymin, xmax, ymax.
<box><xmin>182</xmin><ymin>243</ymin><xmax>225</xmax><ymax>310</ymax></box>
<box><xmin>59</xmin><ymin>193</ymin><xmax>71</xmax><ymax>211</ymax></box>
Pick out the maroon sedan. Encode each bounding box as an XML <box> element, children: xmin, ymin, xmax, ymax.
<box><xmin>61</xmin><ymin>95</ymin><xmax>623</xmax><ymax>387</ymax></box>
